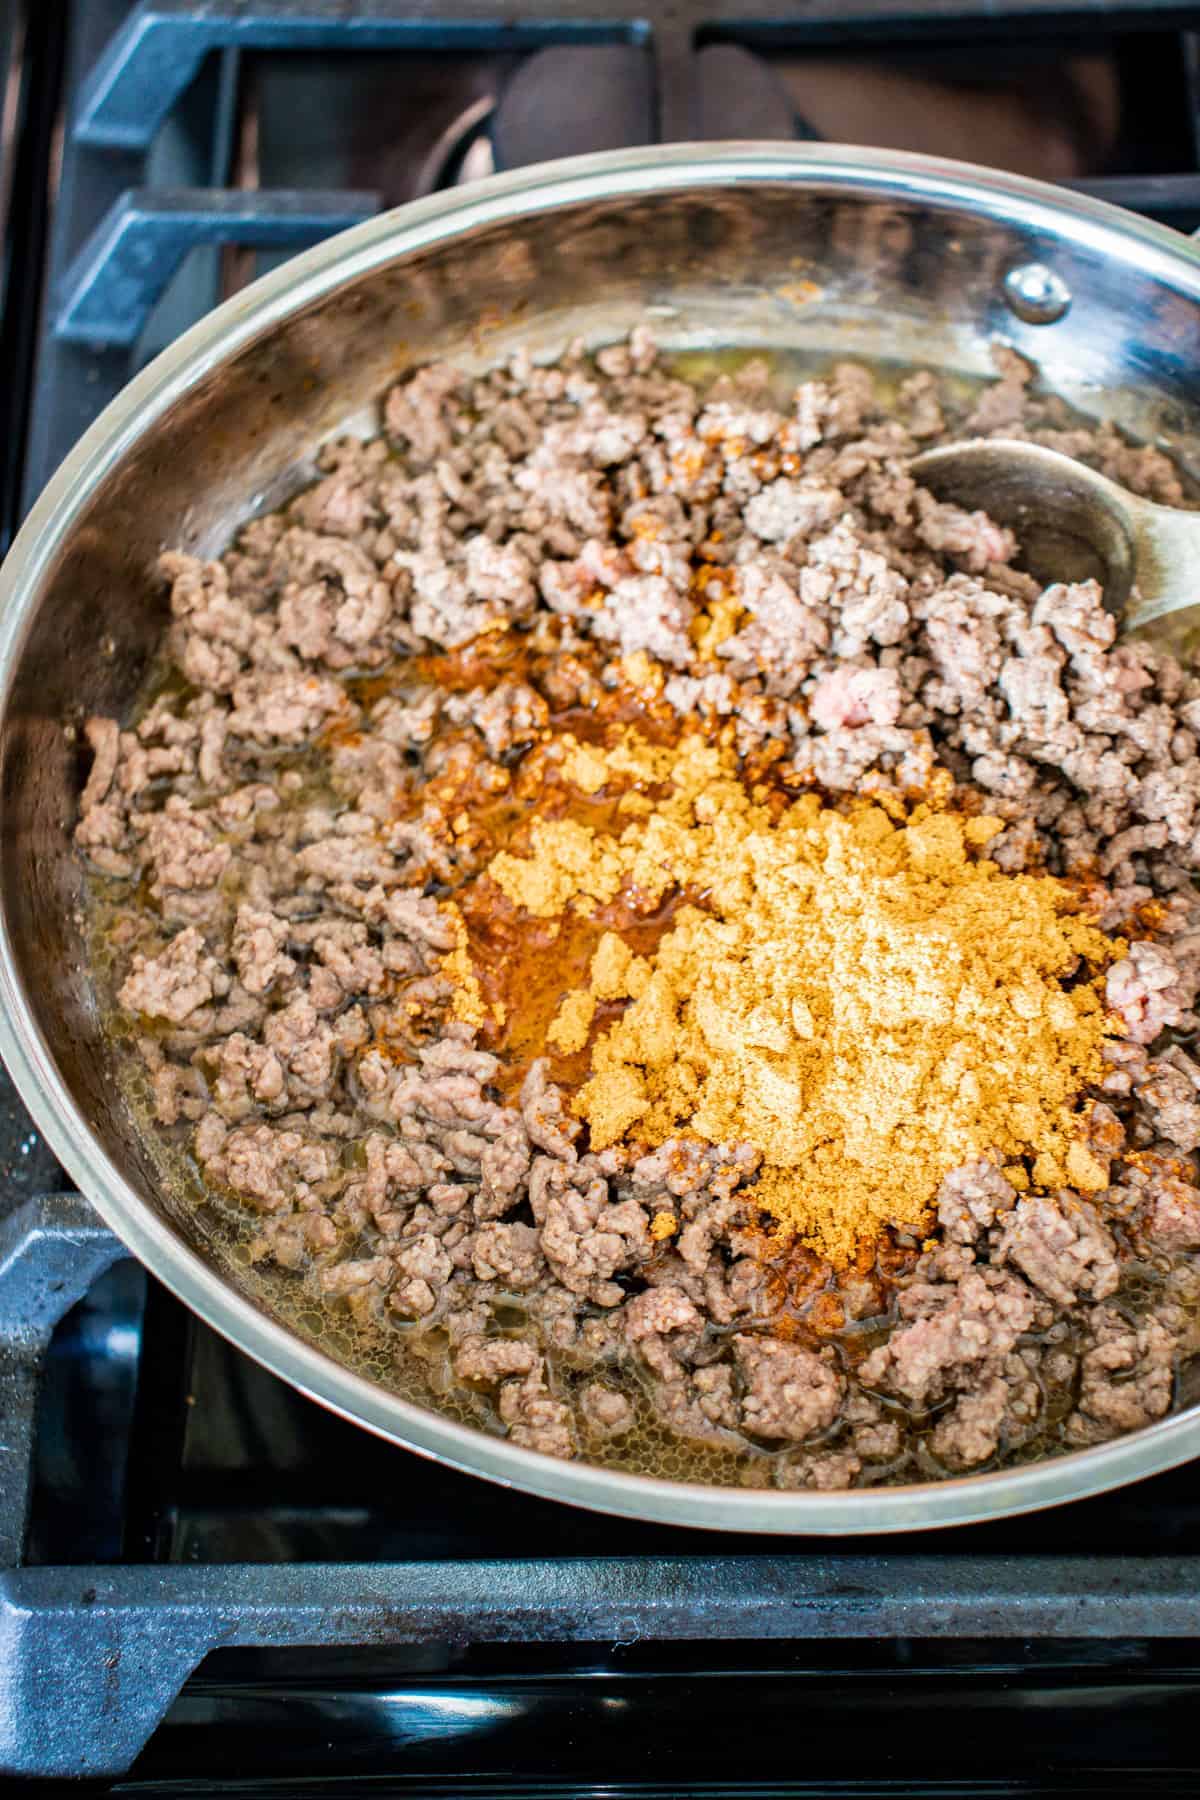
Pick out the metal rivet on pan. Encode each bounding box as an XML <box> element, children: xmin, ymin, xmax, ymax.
<box><xmin>1003</xmin><ymin>262</ymin><xmax>1072</xmax><ymax>325</ymax></box>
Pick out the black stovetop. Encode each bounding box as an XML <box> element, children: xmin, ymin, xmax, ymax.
<box><xmin>6</xmin><ymin>2</ymin><xmax>1200</xmax><ymax>1792</ymax></box>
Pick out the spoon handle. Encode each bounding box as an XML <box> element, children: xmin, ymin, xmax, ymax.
<box><xmin>1125</xmin><ymin>497</ymin><xmax>1200</xmax><ymax>631</ymax></box>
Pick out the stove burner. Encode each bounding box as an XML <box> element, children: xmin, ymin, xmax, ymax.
<box><xmin>693</xmin><ymin>45</ymin><xmax>810</xmax><ymax>140</ymax></box>
<box><xmin>491</xmin><ymin>45</ymin><xmax>653</xmax><ymax>167</ymax></box>
<box><xmin>490</xmin><ymin>43</ymin><xmax>801</xmax><ymax>173</ymax></box>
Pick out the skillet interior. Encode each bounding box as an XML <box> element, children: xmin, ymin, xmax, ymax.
<box><xmin>4</xmin><ymin>146</ymin><xmax>1200</xmax><ymax>1530</ymax></box>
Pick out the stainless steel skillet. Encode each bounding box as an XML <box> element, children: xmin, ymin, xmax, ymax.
<box><xmin>2</xmin><ymin>142</ymin><xmax>1200</xmax><ymax>1534</ymax></box>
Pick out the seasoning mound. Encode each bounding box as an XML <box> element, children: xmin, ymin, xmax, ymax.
<box><xmin>476</xmin><ymin>731</ymin><xmax>1121</xmax><ymax>1262</ymax></box>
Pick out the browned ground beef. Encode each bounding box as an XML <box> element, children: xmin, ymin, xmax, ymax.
<box><xmin>74</xmin><ymin>332</ymin><xmax>1200</xmax><ymax>1486</ymax></box>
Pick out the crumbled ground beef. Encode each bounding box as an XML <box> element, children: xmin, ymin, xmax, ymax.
<box><xmin>859</xmin><ymin>1266</ymin><xmax>1039</xmax><ymax>1410</ymax></box>
<box><xmin>998</xmin><ymin>1196</ymin><xmax>1120</xmax><ymax>1309</ymax></box>
<box><xmin>1066</xmin><ymin>1307</ymin><xmax>1178</xmax><ymax>1445</ymax></box>
<box><xmin>76</xmin><ymin>333</ymin><xmax>1200</xmax><ymax>1485</ymax></box>
<box><xmin>118</xmin><ymin>927</ymin><xmax>224</xmax><ymax>1025</ymax></box>
<box><xmin>579</xmin><ymin>1381</ymin><xmax>636</xmax><ymax>1440</ymax></box>
<box><xmin>734</xmin><ymin>1335</ymin><xmax>844</xmax><ymax>1441</ymax></box>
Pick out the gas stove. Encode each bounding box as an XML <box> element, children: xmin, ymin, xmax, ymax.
<box><xmin>5</xmin><ymin>3</ymin><xmax>1200</xmax><ymax>1792</ymax></box>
